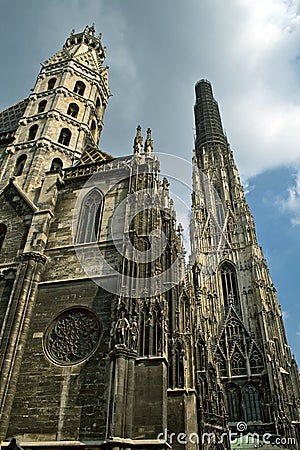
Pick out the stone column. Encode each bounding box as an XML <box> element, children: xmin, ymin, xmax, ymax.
<box><xmin>108</xmin><ymin>347</ymin><xmax>137</xmax><ymax>440</ymax></box>
<box><xmin>0</xmin><ymin>252</ymin><xmax>46</xmax><ymax>439</ymax></box>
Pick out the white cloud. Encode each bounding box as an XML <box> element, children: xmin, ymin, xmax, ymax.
<box><xmin>282</xmin><ymin>310</ymin><xmax>289</xmax><ymax>319</ymax></box>
<box><xmin>209</xmin><ymin>0</ymin><xmax>300</xmax><ymax>179</ymax></box>
<box><xmin>278</xmin><ymin>169</ymin><xmax>300</xmax><ymax>225</ymax></box>
<box><xmin>1</xmin><ymin>0</ymin><xmax>300</xmax><ymax>178</ymax></box>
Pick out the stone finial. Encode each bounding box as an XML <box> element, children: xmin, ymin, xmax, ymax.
<box><xmin>177</xmin><ymin>223</ymin><xmax>184</xmax><ymax>237</ymax></box>
<box><xmin>144</xmin><ymin>128</ymin><xmax>153</xmax><ymax>154</ymax></box>
<box><xmin>162</xmin><ymin>177</ymin><xmax>169</xmax><ymax>191</ymax></box>
<box><xmin>90</xmin><ymin>23</ymin><xmax>95</xmax><ymax>35</ymax></box>
<box><xmin>162</xmin><ymin>177</ymin><xmax>170</xmax><ymax>208</ymax></box>
<box><xmin>133</xmin><ymin>125</ymin><xmax>143</xmax><ymax>154</ymax></box>
<box><xmin>84</xmin><ymin>24</ymin><xmax>95</xmax><ymax>35</ymax></box>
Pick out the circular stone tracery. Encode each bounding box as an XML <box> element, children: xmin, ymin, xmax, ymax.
<box><xmin>44</xmin><ymin>307</ymin><xmax>101</xmax><ymax>365</ymax></box>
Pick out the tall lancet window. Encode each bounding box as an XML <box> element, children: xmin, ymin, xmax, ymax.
<box><xmin>76</xmin><ymin>189</ymin><xmax>103</xmax><ymax>244</ymax></box>
<box><xmin>220</xmin><ymin>261</ymin><xmax>240</xmax><ymax>311</ymax></box>
<box><xmin>226</xmin><ymin>383</ymin><xmax>242</xmax><ymax>422</ymax></box>
<box><xmin>243</xmin><ymin>384</ymin><xmax>262</xmax><ymax>422</ymax></box>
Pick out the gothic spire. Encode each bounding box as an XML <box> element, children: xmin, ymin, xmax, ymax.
<box><xmin>194</xmin><ymin>79</ymin><xmax>227</xmax><ymax>152</ymax></box>
<box><xmin>144</xmin><ymin>128</ymin><xmax>153</xmax><ymax>154</ymax></box>
<box><xmin>133</xmin><ymin>125</ymin><xmax>143</xmax><ymax>154</ymax></box>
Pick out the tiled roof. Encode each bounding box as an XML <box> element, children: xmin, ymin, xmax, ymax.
<box><xmin>78</xmin><ymin>144</ymin><xmax>113</xmax><ymax>165</ymax></box>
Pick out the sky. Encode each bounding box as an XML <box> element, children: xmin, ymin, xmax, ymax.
<box><xmin>0</xmin><ymin>0</ymin><xmax>299</xmax><ymax>363</ymax></box>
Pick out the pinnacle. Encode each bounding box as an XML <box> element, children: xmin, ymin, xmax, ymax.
<box><xmin>132</xmin><ymin>126</ymin><xmax>153</xmax><ymax>154</ymax></box>
<box><xmin>43</xmin><ymin>26</ymin><xmax>106</xmax><ymax>71</ymax></box>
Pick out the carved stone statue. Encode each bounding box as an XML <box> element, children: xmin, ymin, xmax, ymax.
<box><xmin>130</xmin><ymin>317</ymin><xmax>139</xmax><ymax>350</ymax></box>
<box><xmin>115</xmin><ymin>310</ymin><xmax>130</xmax><ymax>347</ymax></box>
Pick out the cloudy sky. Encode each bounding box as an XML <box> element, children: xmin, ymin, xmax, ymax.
<box><xmin>0</xmin><ymin>0</ymin><xmax>299</xmax><ymax>362</ymax></box>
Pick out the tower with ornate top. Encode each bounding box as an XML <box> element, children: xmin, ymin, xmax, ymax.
<box><xmin>0</xmin><ymin>27</ymin><xmax>206</xmax><ymax>450</ymax></box>
<box><xmin>190</xmin><ymin>79</ymin><xmax>300</xmax><ymax>447</ymax></box>
<box><xmin>0</xmin><ymin>25</ymin><xmax>110</xmax><ymax>197</ymax></box>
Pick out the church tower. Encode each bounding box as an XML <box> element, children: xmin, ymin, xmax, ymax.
<box><xmin>0</xmin><ymin>28</ymin><xmax>204</xmax><ymax>450</ymax></box>
<box><xmin>190</xmin><ymin>79</ymin><xmax>300</xmax><ymax>444</ymax></box>
<box><xmin>0</xmin><ymin>28</ymin><xmax>299</xmax><ymax>450</ymax></box>
<box><xmin>0</xmin><ymin>25</ymin><xmax>110</xmax><ymax>197</ymax></box>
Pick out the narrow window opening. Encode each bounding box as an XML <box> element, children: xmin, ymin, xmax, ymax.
<box><xmin>67</xmin><ymin>103</ymin><xmax>79</xmax><ymax>118</ymax></box>
<box><xmin>220</xmin><ymin>262</ymin><xmax>240</xmax><ymax>311</ymax></box>
<box><xmin>14</xmin><ymin>154</ymin><xmax>27</xmax><ymax>176</ymax></box>
<box><xmin>28</xmin><ymin>124</ymin><xmax>38</xmax><ymax>141</ymax></box>
<box><xmin>96</xmin><ymin>97</ymin><xmax>101</xmax><ymax>115</ymax></box>
<box><xmin>38</xmin><ymin>100</ymin><xmax>47</xmax><ymax>113</ymax></box>
<box><xmin>58</xmin><ymin>128</ymin><xmax>71</xmax><ymax>146</ymax></box>
<box><xmin>76</xmin><ymin>189</ymin><xmax>103</xmax><ymax>244</ymax></box>
<box><xmin>91</xmin><ymin>120</ymin><xmax>97</xmax><ymax>140</ymax></box>
<box><xmin>48</xmin><ymin>77</ymin><xmax>56</xmax><ymax>90</ymax></box>
<box><xmin>73</xmin><ymin>81</ymin><xmax>86</xmax><ymax>96</ymax></box>
<box><xmin>50</xmin><ymin>158</ymin><xmax>63</xmax><ymax>172</ymax></box>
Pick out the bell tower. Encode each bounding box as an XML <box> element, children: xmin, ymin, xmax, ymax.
<box><xmin>191</xmin><ymin>79</ymin><xmax>300</xmax><ymax>444</ymax></box>
<box><xmin>0</xmin><ymin>25</ymin><xmax>110</xmax><ymax>197</ymax></box>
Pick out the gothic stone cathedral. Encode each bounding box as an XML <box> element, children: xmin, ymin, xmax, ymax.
<box><xmin>0</xmin><ymin>27</ymin><xmax>299</xmax><ymax>450</ymax></box>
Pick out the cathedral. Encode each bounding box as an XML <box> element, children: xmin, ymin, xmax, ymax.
<box><xmin>0</xmin><ymin>26</ymin><xmax>299</xmax><ymax>450</ymax></box>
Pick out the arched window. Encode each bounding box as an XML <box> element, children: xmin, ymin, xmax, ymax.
<box><xmin>73</xmin><ymin>81</ymin><xmax>85</xmax><ymax>96</ymax></box>
<box><xmin>50</xmin><ymin>158</ymin><xmax>63</xmax><ymax>172</ymax></box>
<box><xmin>243</xmin><ymin>384</ymin><xmax>262</xmax><ymax>422</ymax></box>
<box><xmin>0</xmin><ymin>223</ymin><xmax>7</xmax><ymax>251</ymax></box>
<box><xmin>38</xmin><ymin>100</ymin><xmax>47</xmax><ymax>113</ymax></box>
<box><xmin>67</xmin><ymin>103</ymin><xmax>79</xmax><ymax>118</ymax></box>
<box><xmin>226</xmin><ymin>383</ymin><xmax>242</xmax><ymax>422</ymax></box>
<box><xmin>76</xmin><ymin>189</ymin><xmax>103</xmax><ymax>243</ymax></box>
<box><xmin>28</xmin><ymin>124</ymin><xmax>38</xmax><ymax>141</ymax></box>
<box><xmin>58</xmin><ymin>128</ymin><xmax>71</xmax><ymax>146</ymax></box>
<box><xmin>14</xmin><ymin>154</ymin><xmax>27</xmax><ymax>176</ymax></box>
<box><xmin>220</xmin><ymin>262</ymin><xmax>239</xmax><ymax>310</ymax></box>
<box><xmin>48</xmin><ymin>77</ymin><xmax>56</xmax><ymax>90</ymax></box>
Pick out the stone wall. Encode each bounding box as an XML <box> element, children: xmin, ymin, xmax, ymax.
<box><xmin>6</xmin><ymin>281</ymin><xmax>115</xmax><ymax>442</ymax></box>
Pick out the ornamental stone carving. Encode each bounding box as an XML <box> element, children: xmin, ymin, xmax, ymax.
<box><xmin>44</xmin><ymin>307</ymin><xmax>101</xmax><ymax>365</ymax></box>
<box><xmin>19</xmin><ymin>252</ymin><xmax>47</xmax><ymax>264</ymax></box>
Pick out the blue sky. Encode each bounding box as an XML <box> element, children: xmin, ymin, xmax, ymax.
<box><xmin>0</xmin><ymin>0</ymin><xmax>299</xmax><ymax>363</ymax></box>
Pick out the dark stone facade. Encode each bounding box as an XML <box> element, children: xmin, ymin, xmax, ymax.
<box><xmin>0</xmin><ymin>27</ymin><xmax>299</xmax><ymax>450</ymax></box>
